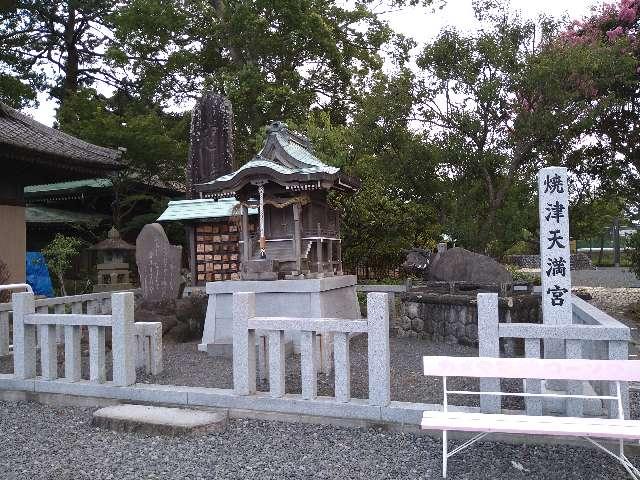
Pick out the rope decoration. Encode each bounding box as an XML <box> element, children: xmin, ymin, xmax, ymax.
<box><xmin>230</xmin><ymin>194</ymin><xmax>310</xmax><ymax>229</ymax></box>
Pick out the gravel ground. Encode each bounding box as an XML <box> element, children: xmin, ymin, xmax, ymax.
<box><xmin>574</xmin><ymin>287</ymin><xmax>640</xmax><ymax>358</ymax></box>
<box><xmin>572</xmin><ymin>267</ymin><xmax>640</xmax><ymax>288</ymax></box>
<box><xmin>1</xmin><ymin>400</ymin><xmax>638</xmax><ymax>480</ymax></box>
<box><xmin>139</xmin><ymin>336</ymin><xmax>526</xmax><ymax>410</ymax></box>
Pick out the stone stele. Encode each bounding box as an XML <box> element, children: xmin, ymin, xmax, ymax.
<box><xmin>428</xmin><ymin>247</ymin><xmax>513</xmax><ymax>284</ymax></box>
<box><xmin>136</xmin><ymin>223</ymin><xmax>182</xmax><ymax>303</ymax></box>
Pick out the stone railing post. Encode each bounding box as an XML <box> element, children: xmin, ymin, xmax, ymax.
<box><xmin>478</xmin><ymin>293</ymin><xmax>501</xmax><ymax>413</ymax></box>
<box><xmin>524</xmin><ymin>338</ymin><xmax>543</xmax><ymax>416</ymax></box>
<box><xmin>0</xmin><ymin>311</ymin><xmax>9</xmax><ymax>356</ymax></box>
<box><xmin>367</xmin><ymin>292</ymin><xmax>390</xmax><ymax>406</ymax></box>
<box><xmin>608</xmin><ymin>340</ymin><xmax>629</xmax><ymax>419</ymax></box>
<box><xmin>134</xmin><ymin>322</ymin><xmax>163</xmax><ymax>376</ymax></box>
<box><xmin>233</xmin><ymin>292</ymin><xmax>256</xmax><ymax>395</ymax></box>
<box><xmin>12</xmin><ymin>292</ymin><xmax>36</xmax><ymax>379</ymax></box>
<box><xmin>111</xmin><ymin>292</ymin><xmax>136</xmax><ymax>386</ymax></box>
<box><xmin>333</xmin><ymin>331</ymin><xmax>351</xmax><ymax>403</ymax></box>
<box><xmin>300</xmin><ymin>331</ymin><xmax>317</xmax><ymax>400</ymax></box>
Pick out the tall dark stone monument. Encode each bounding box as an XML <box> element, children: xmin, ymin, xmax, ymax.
<box><xmin>186</xmin><ymin>92</ymin><xmax>234</xmax><ymax>199</ymax></box>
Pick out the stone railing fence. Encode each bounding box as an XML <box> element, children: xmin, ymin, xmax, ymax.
<box><xmin>233</xmin><ymin>292</ymin><xmax>390</xmax><ymax>406</ymax></box>
<box><xmin>12</xmin><ymin>291</ymin><xmax>137</xmax><ymax>386</ymax></box>
<box><xmin>477</xmin><ymin>292</ymin><xmax>631</xmax><ymax>419</ymax></box>
<box><xmin>0</xmin><ymin>289</ymin><xmax>142</xmax><ymax>354</ymax></box>
<box><xmin>2</xmin><ymin>288</ymin><xmax>161</xmax><ymax>376</ymax></box>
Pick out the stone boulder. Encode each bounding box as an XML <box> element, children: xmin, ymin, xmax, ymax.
<box><xmin>402</xmin><ymin>248</ymin><xmax>432</xmax><ymax>278</ymax></box>
<box><xmin>134</xmin><ymin>300</ymin><xmax>178</xmax><ymax>335</ymax></box>
<box><xmin>428</xmin><ymin>247</ymin><xmax>512</xmax><ymax>284</ymax></box>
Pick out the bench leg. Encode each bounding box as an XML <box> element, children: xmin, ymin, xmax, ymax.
<box><xmin>442</xmin><ymin>430</ymin><xmax>447</xmax><ymax>478</ymax></box>
<box><xmin>583</xmin><ymin>437</ymin><xmax>640</xmax><ymax>480</ymax></box>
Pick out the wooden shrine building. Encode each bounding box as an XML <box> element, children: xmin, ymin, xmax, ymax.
<box><xmin>196</xmin><ymin>122</ymin><xmax>359</xmax><ymax>280</ymax></box>
<box><xmin>0</xmin><ymin>101</ymin><xmax>121</xmax><ymax>282</ymax></box>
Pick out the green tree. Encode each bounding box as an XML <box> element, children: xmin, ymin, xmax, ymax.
<box><xmin>630</xmin><ymin>231</ymin><xmax>640</xmax><ymax>279</ymax></box>
<box><xmin>415</xmin><ymin>8</ymin><xmax>556</xmax><ymax>250</ymax></box>
<box><xmin>57</xmin><ymin>88</ymin><xmax>189</xmax><ymax>186</ymax></box>
<box><xmin>0</xmin><ymin>1</ymin><xmax>126</xmax><ymax>108</ymax></box>
<box><xmin>108</xmin><ymin>0</ymin><xmax>425</xmax><ymax>165</ymax></box>
<box><xmin>42</xmin><ymin>234</ymin><xmax>84</xmax><ymax>296</ymax></box>
<box><xmin>300</xmin><ymin>71</ymin><xmax>441</xmax><ymax>274</ymax></box>
<box><xmin>524</xmin><ymin>1</ymin><xmax>640</xmax><ymax>206</ymax></box>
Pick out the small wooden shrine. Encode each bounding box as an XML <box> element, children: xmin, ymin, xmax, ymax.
<box><xmin>196</xmin><ymin>122</ymin><xmax>359</xmax><ymax>280</ymax></box>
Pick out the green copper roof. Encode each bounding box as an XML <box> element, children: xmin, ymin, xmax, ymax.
<box><xmin>26</xmin><ymin>206</ymin><xmax>109</xmax><ymax>225</ymax></box>
<box><xmin>210</xmin><ymin>157</ymin><xmax>338</xmax><ymax>185</ymax></box>
<box><xmin>157</xmin><ymin>198</ymin><xmax>258</xmax><ymax>222</ymax></box>
<box><xmin>196</xmin><ymin>121</ymin><xmax>357</xmax><ymax>194</ymax></box>
<box><xmin>24</xmin><ymin>178</ymin><xmax>112</xmax><ymax>195</ymax></box>
<box><xmin>274</xmin><ymin>132</ymin><xmax>336</xmax><ymax>171</ymax></box>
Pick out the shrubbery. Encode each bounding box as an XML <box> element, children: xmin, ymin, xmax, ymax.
<box><xmin>630</xmin><ymin>232</ymin><xmax>640</xmax><ymax>279</ymax></box>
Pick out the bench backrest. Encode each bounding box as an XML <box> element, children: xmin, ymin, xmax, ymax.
<box><xmin>423</xmin><ymin>356</ymin><xmax>640</xmax><ymax>382</ymax></box>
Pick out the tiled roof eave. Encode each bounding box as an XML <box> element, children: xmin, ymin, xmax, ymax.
<box><xmin>1</xmin><ymin>143</ymin><xmax>121</xmax><ymax>175</ymax></box>
<box><xmin>0</xmin><ymin>101</ymin><xmax>122</xmax><ymax>170</ymax></box>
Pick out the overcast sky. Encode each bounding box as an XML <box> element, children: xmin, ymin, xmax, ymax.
<box><xmin>26</xmin><ymin>0</ymin><xmax>596</xmax><ymax>126</ymax></box>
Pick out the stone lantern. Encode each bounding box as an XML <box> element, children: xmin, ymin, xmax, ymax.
<box><xmin>90</xmin><ymin>227</ymin><xmax>136</xmax><ymax>292</ymax></box>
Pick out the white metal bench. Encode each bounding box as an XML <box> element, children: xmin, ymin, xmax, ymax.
<box><xmin>421</xmin><ymin>356</ymin><xmax>640</xmax><ymax>479</ymax></box>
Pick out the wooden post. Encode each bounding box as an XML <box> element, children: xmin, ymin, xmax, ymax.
<box><xmin>241</xmin><ymin>204</ymin><xmax>250</xmax><ymax>262</ymax></box>
<box><xmin>316</xmin><ymin>222</ymin><xmax>323</xmax><ymax>274</ymax></box>
<box><xmin>293</xmin><ymin>203</ymin><xmax>302</xmax><ymax>272</ymax></box>
<box><xmin>186</xmin><ymin>225</ymin><xmax>197</xmax><ymax>284</ymax></box>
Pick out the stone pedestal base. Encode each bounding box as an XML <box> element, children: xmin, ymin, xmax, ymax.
<box><xmin>241</xmin><ymin>259</ymin><xmax>278</xmax><ymax>281</ymax></box>
<box><xmin>198</xmin><ymin>275</ymin><xmax>360</xmax><ymax>357</ymax></box>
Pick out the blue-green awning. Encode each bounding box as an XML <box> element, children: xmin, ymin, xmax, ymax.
<box><xmin>157</xmin><ymin>198</ymin><xmax>257</xmax><ymax>222</ymax></box>
<box><xmin>26</xmin><ymin>206</ymin><xmax>109</xmax><ymax>225</ymax></box>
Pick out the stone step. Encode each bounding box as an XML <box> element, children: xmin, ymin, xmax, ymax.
<box><xmin>92</xmin><ymin>404</ymin><xmax>226</xmax><ymax>435</ymax></box>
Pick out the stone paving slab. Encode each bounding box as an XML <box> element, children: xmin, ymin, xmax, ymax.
<box><xmin>92</xmin><ymin>404</ymin><xmax>226</xmax><ymax>435</ymax></box>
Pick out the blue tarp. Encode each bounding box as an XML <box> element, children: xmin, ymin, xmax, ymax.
<box><xmin>26</xmin><ymin>252</ymin><xmax>54</xmax><ymax>297</ymax></box>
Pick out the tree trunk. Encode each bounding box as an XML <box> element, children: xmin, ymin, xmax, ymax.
<box><xmin>58</xmin><ymin>272</ymin><xmax>67</xmax><ymax>297</ymax></box>
<box><xmin>598</xmin><ymin>234</ymin><xmax>605</xmax><ymax>266</ymax></box>
<box><xmin>62</xmin><ymin>5</ymin><xmax>79</xmax><ymax>102</ymax></box>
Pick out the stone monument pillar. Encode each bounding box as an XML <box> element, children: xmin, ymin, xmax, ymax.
<box><xmin>538</xmin><ymin>167</ymin><xmax>572</xmax><ymax>328</ymax></box>
<box><xmin>134</xmin><ymin>223</ymin><xmax>184</xmax><ymax>336</ymax></box>
<box><xmin>136</xmin><ymin>223</ymin><xmax>182</xmax><ymax>304</ymax></box>
<box><xmin>538</xmin><ymin>166</ymin><xmax>572</xmax><ymax>394</ymax></box>
<box><xmin>186</xmin><ymin>92</ymin><xmax>234</xmax><ymax>199</ymax></box>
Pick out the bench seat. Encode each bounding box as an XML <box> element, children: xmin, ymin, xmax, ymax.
<box><xmin>422</xmin><ymin>411</ymin><xmax>640</xmax><ymax>440</ymax></box>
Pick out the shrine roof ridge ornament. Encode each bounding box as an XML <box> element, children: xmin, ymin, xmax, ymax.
<box><xmin>195</xmin><ymin>121</ymin><xmax>360</xmax><ymax>195</ymax></box>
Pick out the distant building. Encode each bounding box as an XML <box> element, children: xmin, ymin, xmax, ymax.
<box><xmin>24</xmin><ymin>177</ymin><xmax>183</xmax><ymax>251</ymax></box>
<box><xmin>0</xmin><ymin>102</ymin><xmax>121</xmax><ymax>282</ymax></box>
